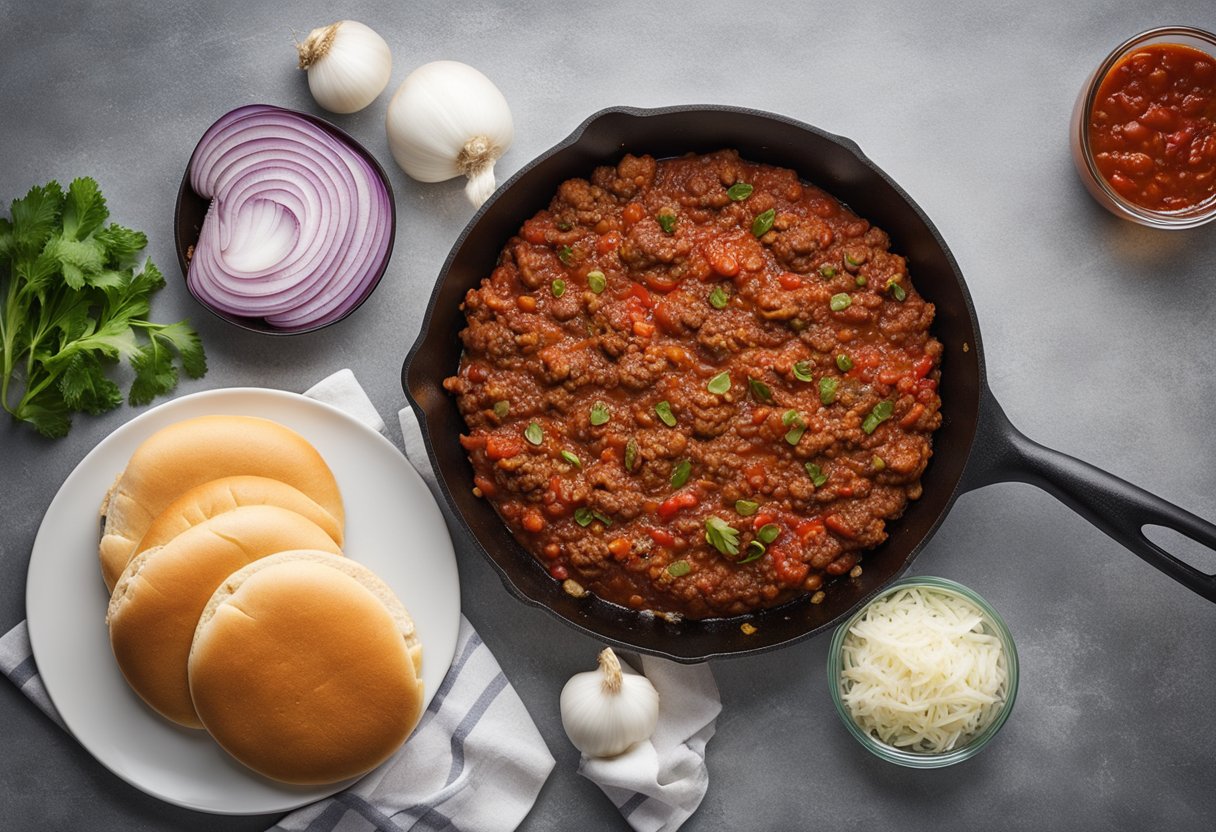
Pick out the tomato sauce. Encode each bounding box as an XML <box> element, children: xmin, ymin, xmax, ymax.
<box><xmin>1089</xmin><ymin>43</ymin><xmax>1216</xmax><ymax>211</ymax></box>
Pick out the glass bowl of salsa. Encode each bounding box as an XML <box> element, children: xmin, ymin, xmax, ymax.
<box><xmin>1071</xmin><ymin>26</ymin><xmax>1216</xmax><ymax>228</ymax></box>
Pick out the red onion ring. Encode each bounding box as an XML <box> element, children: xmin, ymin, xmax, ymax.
<box><xmin>186</xmin><ymin>105</ymin><xmax>393</xmax><ymax>332</ymax></box>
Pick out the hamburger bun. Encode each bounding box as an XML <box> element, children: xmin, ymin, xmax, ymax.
<box><xmin>107</xmin><ymin>505</ymin><xmax>344</xmax><ymax>727</ymax></box>
<box><xmin>133</xmin><ymin>475</ymin><xmax>343</xmax><ymax>559</ymax></box>
<box><xmin>99</xmin><ymin>415</ymin><xmax>344</xmax><ymax>591</ymax></box>
<box><xmin>188</xmin><ymin>551</ymin><xmax>424</xmax><ymax>785</ymax></box>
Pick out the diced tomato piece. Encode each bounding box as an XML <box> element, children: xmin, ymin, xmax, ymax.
<box><xmin>622</xmin><ymin>202</ymin><xmax>646</xmax><ymax>225</ymax></box>
<box><xmin>778</xmin><ymin>272</ymin><xmax>803</xmax><ymax>290</ymax></box>
<box><xmin>459</xmin><ymin>434</ymin><xmax>487</xmax><ymax>451</ymax></box>
<box><xmin>485</xmin><ymin>435</ymin><xmax>524</xmax><ymax>460</ymax></box>
<box><xmin>522</xmin><ymin>509</ymin><xmax>546</xmax><ymax>533</ymax></box>
<box><xmin>633</xmin><ymin>320</ymin><xmax>656</xmax><ymax>337</ymax></box>
<box><xmin>913</xmin><ymin>355</ymin><xmax>934</xmax><ymax>379</ymax></box>
<box><xmin>796</xmin><ymin>519</ymin><xmax>825</xmax><ymax>540</ymax></box>
<box><xmin>522</xmin><ymin>222</ymin><xmax>547</xmax><ymax>244</ymax></box>
<box><xmin>824</xmin><ymin>514</ymin><xmax>856</xmax><ymax>539</ymax></box>
<box><xmin>648</xmin><ymin>528</ymin><xmax>676</xmax><ymax>547</ymax></box>
<box><xmin>596</xmin><ymin>231</ymin><xmax>622</xmax><ymax>253</ymax></box>
<box><xmin>607</xmin><ymin>537</ymin><xmax>632</xmax><ymax>560</ymax></box>
<box><xmin>658</xmin><ymin>490</ymin><xmax>699</xmax><ymax>520</ymax></box>
<box><xmin>899</xmin><ymin>403</ymin><xmax>926</xmax><ymax>429</ymax></box>
<box><xmin>627</xmin><ymin>282</ymin><xmax>653</xmax><ymax>307</ymax></box>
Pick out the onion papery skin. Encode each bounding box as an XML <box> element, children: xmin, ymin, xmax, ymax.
<box><xmin>185</xmin><ymin>104</ymin><xmax>394</xmax><ymax>333</ymax></box>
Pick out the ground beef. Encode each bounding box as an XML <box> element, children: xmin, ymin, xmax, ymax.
<box><xmin>445</xmin><ymin>150</ymin><xmax>943</xmax><ymax>619</ymax></box>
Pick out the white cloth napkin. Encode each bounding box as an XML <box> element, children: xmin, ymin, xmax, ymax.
<box><xmin>0</xmin><ymin>369</ymin><xmax>555</xmax><ymax>832</ymax></box>
<box><xmin>578</xmin><ymin>656</ymin><xmax>721</xmax><ymax>832</ymax></box>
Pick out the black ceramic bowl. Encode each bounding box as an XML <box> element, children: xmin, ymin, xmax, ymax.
<box><xmin>173</xmin><ymin>104</ymin><xmax>396</xmax><ymax>336</ymax></box>
<box><xmin>403</xmin><ymin>105</ymin><xmax>1216</xmax><ymax>662</ymax></box>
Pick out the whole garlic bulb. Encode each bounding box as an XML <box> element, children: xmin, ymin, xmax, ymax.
<box><xmin>385</xmin><ymin>60</ymin><xmax>514</xmax><ymax>207</ymax></box>
<box><xmin>296</xmin><ymin>21</ymin><xmax>392</xmax><ymax>114</ymax></box>
<box><xmin>560</xmin><ymin>648</ymin><xmax>660</xmax><ymax>758</ymax></box>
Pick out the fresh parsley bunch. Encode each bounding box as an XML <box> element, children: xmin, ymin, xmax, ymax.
<box><xmin>0</xmin><ymin>178</ymin><xmax>206</xmax><ymax>437</ymax></box>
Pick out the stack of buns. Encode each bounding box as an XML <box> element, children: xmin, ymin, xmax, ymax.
<box><xmin>99</xmin><ymin>415</ymin><xmax>423</xmax><ymax>785</ymax></box>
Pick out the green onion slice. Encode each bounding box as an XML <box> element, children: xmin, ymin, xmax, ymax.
<box><xmin>785</xmin><ymin>426</ymin><xmax>806</xmax><ymax>445</ymax></box>
<box><xmin>748</xmin><ymin>377</ymin><xmax>773</xmax><ymax>403</ymax></box>
<box><xmin>655</xmin><ymin>400</ymin><xmax>677</xmax><ymax>427</ymax></box>
<box><xmin>888</xmin><ymin>280</ymin><xmax>907</xmax><ymax>301</ymax></box>
<box><xmin>667</xmin><ymin>560</ymin><xmax>692</xmax><ymax>577</ymax></box>
<box><xmin>793</xmin><ymin>361</ymin><xmax>813</xmax><ymax>382</ymax></box>
<box><xmin>751</xmin><ymin>208</ymin><xmax>776</xmax><ymax>237</ymax></box>
<box><xmin>830</xmin><ymin>293</ymin><xmax>851</xmax><ymax>311</ymax></box>
<box><xmin>574</xmin><ymin>507</ymin><xmax>594</xmax><ymax>526</ymax></box>
<box><xmin>561</xmin><ymin>450</ymin><xmax>581</xmax><ymax>468</ymax></box>
<box><xmin>855</xmin><ymin>275</ymin><xmax>868</xmax><ymax>287</ymax></box>
<box><xmin>707</xmin><ymin>372</ymin><xmax>731</xmax><ymax>395</ymax></box>
<box><xmin>557</xmin><ymin>245</ymin><xmax>574</xmax><ymax>265</ymax></box>
<box><xmin>819</xmin><ymin>377</ymin><xmax>838</xmax><ymax>405</ymax></box>
<box><xmin>757</xmin><ymin>524</ymin><xmax>781</xmax><ymax>544</ymax></box>
<box><xmin>781</xmin><ymin>409</ymin><xmax>804</xmax><ymax>428</ymax></box>
<box><xmin>492</xmin><ymin>400</ymin><xmax>510</xmax><ymax>418</ymax></box>
<box><xmin>737</xmin><ymin>540</ymin><xmax>766</xmax><ymax>564</ymax></box>
<box><xmin>524</xmin><ymin>422</ymin><xmax>543</xmax><ymax>445</ymax></box>
<box><xmin>871</xmin><ymin>455</ymin><xmax>886</xmax><ymax>471</ymax></box>
<box><xmin>670</xmin><ymin>459</ymin><xmax>692</xmax><ymax>489</ymax></box>
<box><xmin>836</xmin><ymin>354</ymin><xmax>854</xmax><ymax>372</ymax></box>
<box><xmin>551</xmin><ymin>278</ymin><xmax>566</xmax><ymax>297</ymax></box>
<box><xmin>805</xmin><ymin>462</ymin><xmax>828</xmax><ymax>487</ymax></box>
<box><xmin>709</xmin><ymin>285</ymin><xmax>730</xmax><ymax>309</ymax></box>
<box><xmin>819</xmin><ymin>265</ymin><xmax>837</xmax><ymax>278</ymax></box>
<box><xmin>735</xmin><ymin>499</ymin><xmax>759</xmax><ymax>516</ymax></box>
<box><xmin>705</xmin><ymin>516</ymin><xmax>741</xmax><ymax>556</ymax></box>
<box><xmin>590</xmin><ymin>401</ymin><xmax>610</xmax><ymax>426</ymax></box>
<box><xmin>587</xmin><ymin>270</ymin><xmax>607</xmax><ymax>293</ymax></box>
<box><xmin>862</xmin><ymin>400</ymin><xmax>895</xmax><ymax>434</ymax></box>
<box><xmin>727</xmin><ymin>182</ymin><xmax>754</xmax><ymax>201</ymax></box>
<box><xmin>658</xmin><ymin>212</ymin><xmax>677</xmax><ymax>233</ymax></box>
<box><xmin>625</xmin><ymin>437</ymin><xmax>640</xmax><ymax>471</ymax></box>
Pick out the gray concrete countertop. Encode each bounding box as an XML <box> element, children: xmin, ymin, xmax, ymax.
<box><xmin>2</xmin><ymin>1</ymin><xmax>1214</xmax><ymax>829</ymax></box>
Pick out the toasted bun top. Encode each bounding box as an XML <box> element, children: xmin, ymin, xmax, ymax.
<box><xmin>99</xmin><ymin>415</ymin><xmax>344</xmax><ymax>591</ymax></box>
<box><xmin>133</xmin><ymin>475</ymin><xmax>343</xmax><ymax>559</ymax></box>
<box><xmin>107</xmin><ymin>505</ymin><xmax>343</xmax><ymax>728</ymax></box>
<box><xmin>188</xmin><ymin>552</ymin><xmax>424</xmax><ymax>785</ymax></box>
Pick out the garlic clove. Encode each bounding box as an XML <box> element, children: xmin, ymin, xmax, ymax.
<box><xmin>560</xmin><ymin>647</ymin><xmax>660</xmax><ymax>758</ymax></box>
<box><xmin>385</xmin><ymin>60</ymin><xmax>514</xmax><ymax>207</ymax></box>
<box><xmin>297</xmin><ymin>20</ymin><xmax>392</xmax><ymax>114</ymax></box>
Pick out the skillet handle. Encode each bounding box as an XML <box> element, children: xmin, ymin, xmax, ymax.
<box><xmin>964</xmin><ymin>392</ymin><xmax>1216</xmax><ymax>601</ymax></box>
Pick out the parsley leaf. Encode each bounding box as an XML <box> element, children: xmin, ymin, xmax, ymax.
<box><xmin>705</xmin><ymin>515</ymin><xmax>741</xmax><ymax>557</ymax></box>
<box><xmin>0</xmin><ymin>178</ymin><xmax>207</xmax><ymax>436</ymax></box>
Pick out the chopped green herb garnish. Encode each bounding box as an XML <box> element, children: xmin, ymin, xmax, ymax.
<box><xmin>667</xmin><ymin>560</ymin><xmax>692</xmax><ymax>577</ymax></box>
<box><xmin>829</xmin><ymin>293</ymin><xmax>851</xmax><ymax>311</ymax></box>
<box><xmin>556</xmin><ymin>219</ymin><xmax>573</xmax><ymax>231</ymax></box>
<box><xmin>819</xmin><ymin>264</ymin><xmax>837</xmax><ymax>278</ymax></box>
<box><xmin>836</xmin><ymin>354</ymin><xmax>854</xmax><ymax>372</ymax></box>
<box><xmin>781</xmin><ymin>409</ymin><xmax>804</xmax><ymax>428</ymax></box>
<box><xmin>551</xmin><ymin>278</ymin><xmax>566</xmax><ymax>297</ymax></box>
<box><xmin>861</xmin><ymin>400</ymin><xmax>895</xmax><ymax>434</ymax></box>
<box><xmin>793</xmin><ymin>361</ymin><xmax>814</xmax><ymax>382</ymax></box>
<box><xmin>844</xmin><ymin>252</ymin><xmax>864</xmax><ymax>268</ymax></box>
<box><xmin>707</xmin><ymin>371</ymin><xmax>731</xmax><ymax>395</ymax></box>
<box><xmin>785</xmin><ymin>426</ymin><xmax>806</xmax><ymax>445</ymax></box>
<box><xmin>756</xmin><ymin>524</ymin><xmax>781</xmax><ymax>544</ymax></box>
<box><xmin>727</xmin><ymin>182</ymin><xmax>754</xmax><ymax>201</ymax></box>
<box><xmin>0</xmin><ymin>177</ymin><xmax>207</xmax><ymax>437</ymax></box>
<box><xmin>751</xmin><ymin>208</ymin><xmax>776</xmax><ymax>237</ymax></box>
<box><xmin>590</xmin><ymin>401</ymin><xmax>610</xmax><ymax>426</ymax></box>
<box><xmin>625</xmin><ymin>437</ymin><xmax>640</xmax><ymax>471</ymax></box>
<box><xmin>871</xmin><ymin>455</ymin><xmax>886</xmax><ymax>471</ymax></box>
<box><xmin>709</xmin><ymin>285</ymin><xmax>730</xmax><ymax>309</ymax></box>
<box><xmin>524</xmin><ymin>422</ymin><xmax>543</xmax><ymax>445</ymax></box>
<box><xmin>855</xmin><ymin>275</ymin><xmax>867</xmax><ymax>287</ymax></box>
<box><xmin>819</xmin><ymin>377</ymin><xmax>839</xmax><ymax>405</ymax></box>
<box><xmin>655</xmin><ymin>400</ymin><xmax>677</xmax><ymax>427</ymax></box>
<box><xmin>557</xmin><ymin>245</ymin><xmax>574</xmax><ymax>265</ymax></box>
<box><xmin>492</xmin><ymin>400</ymin><xmax>510</xmax><ymax>419</ymax></box>
<box><xmin>592</xmin><ymin>509</ymin><xmax>613</xmax><ymax>526</ymax></box>
<box><xmin>669</xmin><ymin>459</ymin><xmax>692</xmax><ymax>489</ymax></box>
<box><xmin>587</xmin><ymin>270</ymin><xmax>607</xmax><ymax>294</ymax></box>
<box><xmin>561</xmin><ymin>450</ymin><xmax>581</xmax><ymax>468</ymax></box>
<box><xmin>735</xmin><ymin>499</ymin><xmax>759</xmax><ymax>516</ymax></box>
<box><xmin>738</xmin><ymin>540</ymin><xmax>765</xmax><ymax>564</ymax></box>
<box><xmin>887</xmin><ymin>280</ymin><xmax>907</xmax><ymax>302</ymax></box>
<box><xmin>657</xmin><ymin>212</ymin><xmax>677</xmax><ymax>233</ymax></box>
<box><xmin>574</xmin><ymin>507</ymin><xmax>594</xmax><ymax>526</ymax></box>
<box><xmin>748</xmin><ymin>377</ymin><xmax>773</xmax><ymax>403</ymax></box>
<box><xmin>705</xmin><ymin>516</ymin><xmax>741</xmax><ymax>556</ymax></box>
<box><xmin>805</xmin><ymin>462</ymin><xmax>828</xmax><ymax>487</ymax></box>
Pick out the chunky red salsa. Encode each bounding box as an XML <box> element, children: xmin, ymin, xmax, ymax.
<box><xmin>445</xmin><ymin>151</ymin><xmax>942</xmax><ymax>619</ymax></box>
<box><xmin>1089</xmin><ymin>42</ymin><xmax>1216</xmax><ymax>211</ymax></box>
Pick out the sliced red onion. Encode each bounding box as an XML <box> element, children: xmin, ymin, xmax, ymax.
<box><xmin>187</xmin><ymin>104</ymin><xmax>393</xmax><ymax>332</ymax></box>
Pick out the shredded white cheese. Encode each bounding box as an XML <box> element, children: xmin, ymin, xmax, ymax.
<box><xmin>839</xmin><ymin>586</ymin><xmax>1008</xmax><ymax>754</ymax></box>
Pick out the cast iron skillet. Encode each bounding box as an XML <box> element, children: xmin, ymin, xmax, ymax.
<box><xmin>402</xmin><ymin>105</ymin><xmax>1216</xmax><ymax>662</ymax></box>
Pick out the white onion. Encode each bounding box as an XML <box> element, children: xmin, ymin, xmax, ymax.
<box><xmin>186</xmin><ymin>105</ymin><xmax>393</xmax><ymax>331</ymax></box>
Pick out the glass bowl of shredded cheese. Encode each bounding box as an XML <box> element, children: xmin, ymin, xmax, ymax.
<box><xmin>827</xmin><ymin>576</ymin><xmax>1019</xmax><ymax>768</ymax></box>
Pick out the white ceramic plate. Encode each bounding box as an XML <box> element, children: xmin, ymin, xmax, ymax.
<box><xmin>25</xmin><ymin>388</ymin><xmax>461</xmax><ymax>815</ymax></box>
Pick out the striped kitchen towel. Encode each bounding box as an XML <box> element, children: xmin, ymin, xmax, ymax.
<box><xmin>0</xmin><ymin>369</ymin><xmax>555</xmax><ymax>832</ymax></box>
